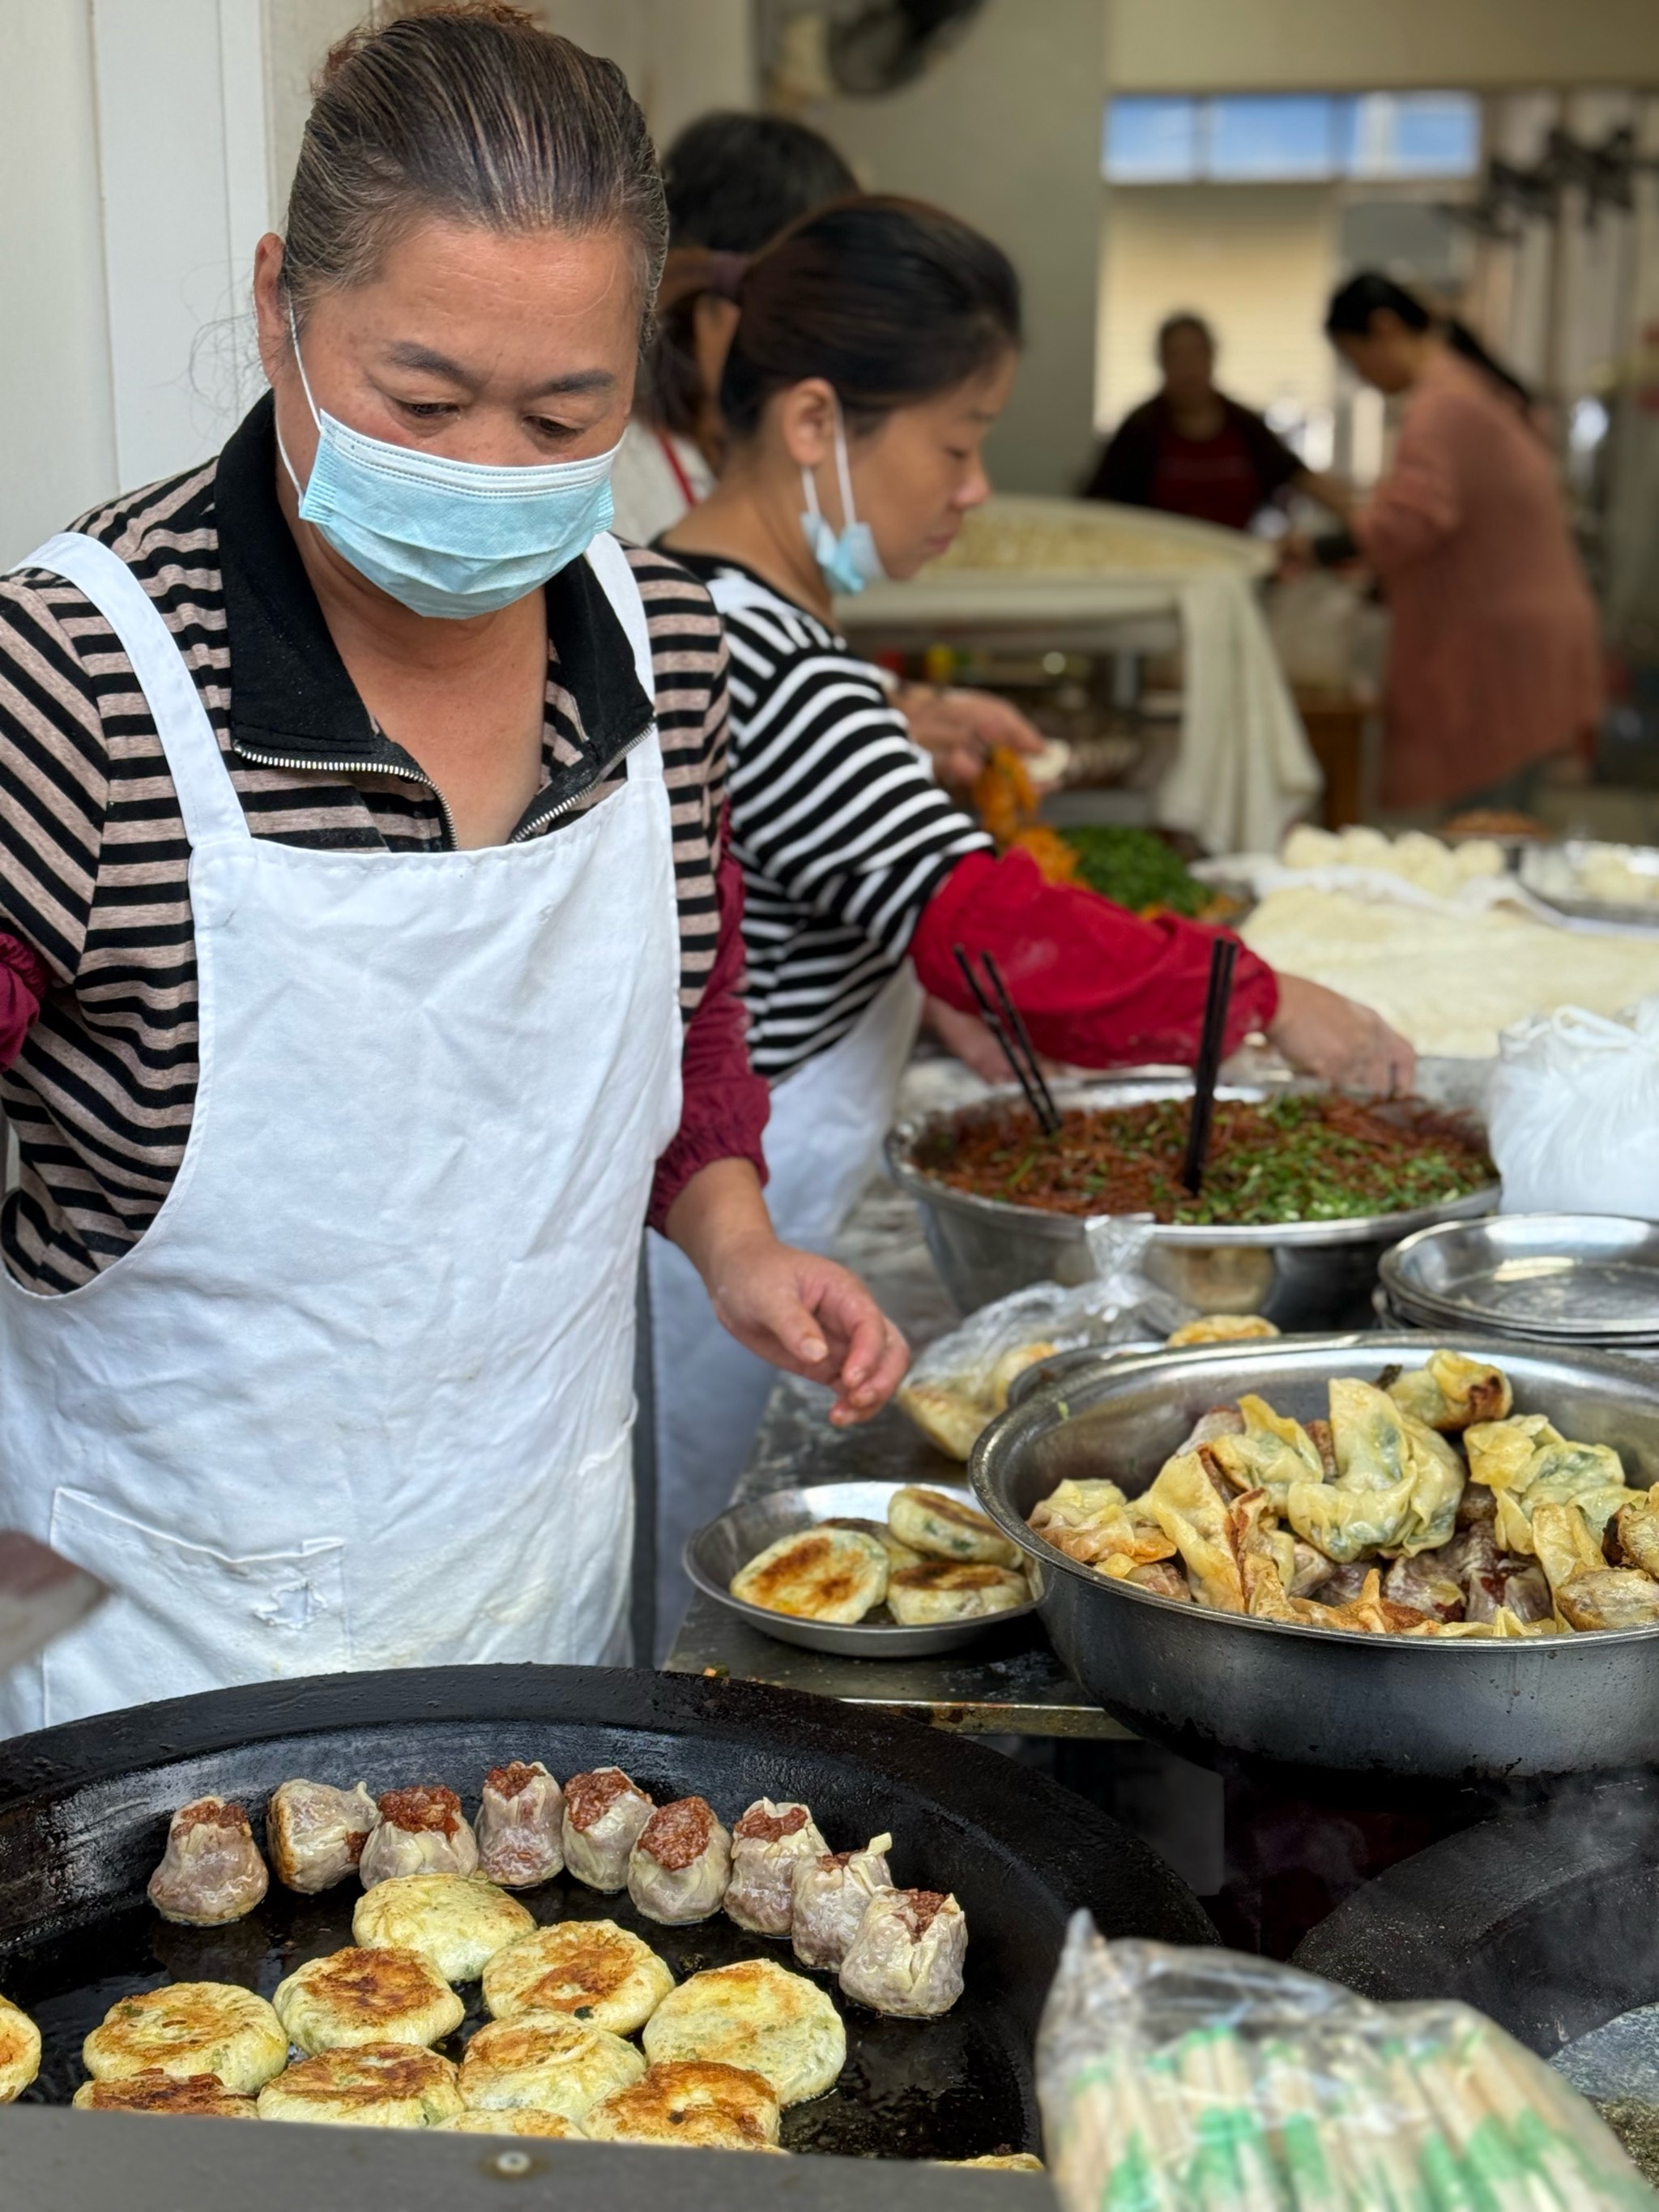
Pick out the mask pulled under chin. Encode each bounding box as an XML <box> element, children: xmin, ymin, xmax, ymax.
<box><xmin>800</xmin><ymin>402</ymin><xmax>886</xmax><ymax>597</ymax></box>
<box><xmin>278</xmin><ymin>304</ymin><xmax>621</xmax><ymax>619</ymax></box>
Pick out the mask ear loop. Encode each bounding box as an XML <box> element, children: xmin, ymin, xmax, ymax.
<box><xmin>830</xmin><ymin>395</ymin><xmax>860</xmax><ymax>535</ymax></box>
<box><xmin>275</xmin><ymin>291</ymin><xmax>322</xmax><ymax>501</ymax></box>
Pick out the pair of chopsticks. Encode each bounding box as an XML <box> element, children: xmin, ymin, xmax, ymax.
<box><xmin>952</xmin><ymin>945</ymin><xmax>1061</xmax><ymax>1137</ymax></box>
<box><xmin>1180</xmin><ymin>936</ymin><xmax>1239</xmax><ymax>1195</ymax></box>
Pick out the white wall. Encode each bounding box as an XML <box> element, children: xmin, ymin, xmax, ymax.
<box><xmin>540</xmin><ymin>0</ymin><xmax>757</xmax><ymax>150</ymax></box>
<box><xmin>804</xmin><ymin>0</ymin><xmax>1105</xmax><ymax>495</ymax></box>
<box><xmin>1104</xmin><ymin>0</ymin><xmax>1659</xmax><ymax>94</ymax></box>
<box><xmin>0</xmin><ymin>2</ymin><xmax>117</xmax><ymax>562</ymax></box>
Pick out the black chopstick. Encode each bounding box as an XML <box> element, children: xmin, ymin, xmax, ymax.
<box><xmin>952</xmin><ymin>944</ymin><xmax>1061</xmax><ymax>1136</ymax></box>
<box><xmin>981</xmin><ymin>951</ymin><xmax>1061</xmax><ymax>1134</ymax></box>
<box><xmin>1180</xmin><ymin>935</ymin><xmax>1239</xmax><ymax>1196</ymax></box>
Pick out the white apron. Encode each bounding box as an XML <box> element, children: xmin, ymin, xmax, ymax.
<box><xmin>647</xmin><ymin>559</ymin><xmax>926</xmax><ymax>1648</ymax></box>
<box><xmin>0</xmin><ymin>529</ymin><xmax>681</xmax><ymax>1736</ymax></box>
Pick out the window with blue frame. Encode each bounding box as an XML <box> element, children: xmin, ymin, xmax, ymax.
<box><xmin>1102</xmin><ymin>92</ymin><xmax>1480</xmax><ymax>184</ymax></box>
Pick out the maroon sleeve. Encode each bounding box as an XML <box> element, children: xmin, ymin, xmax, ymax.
<box><xmin>0</xmin><ymin>934</ymin><xmax>47</xmax><ymax>1067</ymax></box>
<box><xmin>911</xmin><ymin>848</ymin><xmax>1278</xmax><ymax>1068</ymax></box>
<box><xmin>648</xmin><ymin>839</ymin><xmax>770</xmax><ymax>1232</ymax></box>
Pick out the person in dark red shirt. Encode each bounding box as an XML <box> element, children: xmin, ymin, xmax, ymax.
<box><xmin>1084</xmin><ymin>312</ymin><xmax>1341</xmax><ymax>533</ymax></box>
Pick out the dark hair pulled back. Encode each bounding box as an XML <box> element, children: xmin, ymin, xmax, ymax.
<box><xmin>719</xmin><ymin>195</ymin><xmax>1021</xmax><ymax>442</ymax></box>
<box><xmin>281</xmin><ymin>2</ymin><xmax>666</xmax><ymax>327</ymax></box>
<box><xmin>1325</xmin><ymin>269</ymin><xmax>1532</xmax><ymax>409</ymax></box>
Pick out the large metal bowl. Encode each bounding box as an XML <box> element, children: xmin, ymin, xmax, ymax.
<box><xmin>886</xmin><ymin>1069</ymin><xmax>1496</xmax><ymax>1326</ymax></box>
<box><xmin>970</xmin><ymin>1333</ymin><xmax>1659</xmax><ymax>1782</ymax></box>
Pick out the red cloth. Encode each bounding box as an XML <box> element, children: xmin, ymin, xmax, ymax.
<box><xmin>1149</xmin><ymin>419</ymin><xmax>1264</xmax><ymax>533</ymax></box>
<box><xmin>1352</xmin><ymin>352</ymin><xmax>1601</xmax><ymax>809</ymax></box>
<box><xmin>648</xmin><ymin>840</ymin><xmax>770</xmax><ymax>1232</ymax></box>
<box><xmin>0</xmin><ymin>935</ymin><xmax>46</xmax><ymax>1066</ymax></box>
<box><xmin>911</xmin><ymin>848</ymin><xmax>1277</xmax><ymax>1067</ymax></box>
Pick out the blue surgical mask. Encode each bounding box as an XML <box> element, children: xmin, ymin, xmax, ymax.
<box><xmin>278</xmin><ymin>305</ymin><xmax>621</xmax><ymax>619</ymax></box>
<box><xmin>800</xmin><ymin>403</ymin><xmax>885</xmax><ymax>597</ymax></box>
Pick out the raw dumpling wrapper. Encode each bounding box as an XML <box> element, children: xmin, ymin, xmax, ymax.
<box><xmin>476</xmin><ymin>1762</ymin><xmax>564</xmax><ymax>1889</ymax></box>
<box><xmin>148</xmin><ymin>1799</ymin><xmax>269</xmax><ymax>1926</ymax></box>
<box><xmin>562</xmin><ymin>1769</ymin><xmax>654</xmax><ymax>1893</ymax></box>
<box><xmin>359</xmin><ymin>1787</ymin><xmax>480</xmax><ymax>1890</ymax></box>
<box><xmin>627</xmin><ymin>1798</ymin><xmax>731</xmax><ymax>1925</ymax></box>
<box><xmin>791</xmin><ymin>1834</ymin><xmax>893</xmax><ymax>1971</ymax></box>
<box><xmin>267</xmin><ymin>1780</ymin><xmax>377</xmax><ymax>1894</ymax></box>
<box><xmin>838</xmin><ymin>1888</ymin><xmax>967</xmax><ymax>2018</ymax></box>
<box><xmin>726</xmin><ymin>1800</ymin><xmax>828</xmax><ymax>1937</ymax></box>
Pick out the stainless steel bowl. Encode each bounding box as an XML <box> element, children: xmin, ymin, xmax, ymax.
<box><xmin>970</xmin><ymin>1333</ymin><xmax>1659</xmax><ymax>1780</ymax></box>
<box><xmin>886</xmin><ymin>1068</ymin><xmax>1496</xmax><ymax>1327</ymax></box>
<box><xmin>684</xmin><ymin>1479</ymin><xmax>1043</xmax><ymax>1657</ymax></box>
<box><xmin>1381</xmin><ymin>1214</ymin><xmax>1659</xmax><ymax>1345</ymax></box>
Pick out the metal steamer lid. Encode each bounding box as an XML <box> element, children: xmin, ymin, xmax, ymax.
<box><xmin>1381</xmin><ymin>1215</ymin><xmax>1659</xmax><ymax>1345</ymax></box>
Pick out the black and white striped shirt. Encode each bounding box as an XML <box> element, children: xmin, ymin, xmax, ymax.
<box><xmin>0</xmin><ymin>396</ymin><xmax>742</xmax><ymax>1292</ymax></box>
<box><xmin>672</xmin><ymin>557</ymin><xmax>991</xmax><ymax>1078</ymax></box>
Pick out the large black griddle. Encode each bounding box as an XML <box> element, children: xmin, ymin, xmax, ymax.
<box><xmin>1290</xmin><ymin>1776</ymin><xmax>1659</xmax><ymax>2058</ymax></box>
<box><xmin>0</xmin><ymin>1664</ymin><xmax>1209</xmax><ymax>2188</ymax></box>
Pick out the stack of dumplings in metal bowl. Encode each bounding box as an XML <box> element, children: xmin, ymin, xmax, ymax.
<box><xmin>731</xmin><ymin>1484</ymin><xmax>1031</xmax><ymax>1626</ymax></box>
<box><xmin>44</xmin><ymin>1758</ymin><xmax>976</xmax><ymax>2156</ymax></box>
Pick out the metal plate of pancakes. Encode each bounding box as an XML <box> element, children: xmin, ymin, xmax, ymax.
<box><xmin>1382</xmin><ymin>1214</ymin><xmax>1659</xmax><ymax>1347</ymax></box>
<box><xmin>685</xmin><ymin>1480</ymin><xmax>1042</xmax><ymax>1657</ymax></box>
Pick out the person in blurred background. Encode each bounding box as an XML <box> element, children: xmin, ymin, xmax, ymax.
<box><xmin>1084</xmin><ymin>311</ymin><xmax>1345</xmax><ymax>533</ymax></box>
<box><xmin>1316</xmin><ymin>272</ymin><xmax>1601</xmax><ymax>813</ymax></box>
<box><xmin>610</xmin><ymin>111</ymin><xmax>857</xmax><ymax>545</ymax></box>
<box><xmin>613</xmin><ymin>108</ymin><xmax>1042</xmax><ymax>806</ymax></box>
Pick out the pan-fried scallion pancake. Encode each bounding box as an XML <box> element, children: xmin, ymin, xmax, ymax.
<box><xmin>458</xmin><ymin>2015</ymin><xmax>645</xmax><ymax>2121</ymax></box>
<box><xmin>72</xmin><ymin>2071</ymin><xmax>258</xmax><ymax>2119</ymax></box>
<box><xmin>585</xmin><ymin>2060</ymin><xmax>781</xmax><ymax>2151</ymax></box>
<box><xmin>940</xmin><ymin>2153</ymin><xmax>1045</xmax><ymax>2171</ymax></box>
<box><xmin>731</xmin><ymin>1525</ymin><xmax>888</xmax><ymax>1623</ymax></box>
<box><xmin>273</xmin><ymin>1945</ymin><xmax>464</xmax><ymax>2053</ymax></box>
<box><xmin>886</xmin><ymin>1560</ymin><xmax>1029</xmax><ymax>1624</ymax></box>
<box><xmin>642</xmin><ymin>1958</ymin><xmax>845</xmax><ymax>2108</ymax></box>
<box><xmin>436</xmin><ymin>2109</ymin><xmax>587</xmax><ymax>2138</ymax></box>
<box><xmin>352</xmin><ymin>1871</ymin><xmax>534</xmax><ymax>1983</ymax></box>
<box><xmin>888</xmin><ymin>1486</ymin><xmax>1021</xmax><ymax>1568</ymax></box>
<box><xmin>257</xmin><ymin>2043</ymin><xmax>463</xmax><ymax>2127</ymax></box>
<box><xmin>482</xmin><ymin>1919</ymin><xmax>673</xmax><ymax>2035</ymax></box>
<box><xmin>821</xmin><ymin>1516</ymin><xmax>925</xmax><ymax>1570</ymax></box>
<box><xmin>0</xmin><ymin>1993</ymin><xmax>41</xmax><ymax>2103</ymax></box>
<box><xmin>82</xmin><ymin>1982</ymin><xmax>288</xmax><ymax>2095</ymax></box>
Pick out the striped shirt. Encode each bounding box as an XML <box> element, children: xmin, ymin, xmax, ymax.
<box><xmin>672</xmin><ymin>557</ymin><xmax>991</xmax><ymax>1078</ymax></box>
<box><xmin>0</xmin><ymin>395</ymin><xmax>743</xmax><ymax>1293</ymax></box>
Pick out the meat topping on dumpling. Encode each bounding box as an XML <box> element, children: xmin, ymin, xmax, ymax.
<box><xmin>727</xmin><ymin>1800</ymin><xmax>828</xmax><ymax>1938</ymax></box>
<box><xmin>627</xmin><ymin>1797</ymin><xmax>731</xmax><ymax>1925</ymax></box>
<box><xmin>267</xmin><ymin>1780</ymin><xmax>377</xmax><ymax>1894</ymax></box>
<box><xmin>790</xmin><ymin>1833</ymin><xmax>892</xmax><ymax>1971</ymax></box>
<box><xmin>147</xmin><ymin>1798</ymin><xmax>270</xmax><ymax>1927</ymax></box>
<box><xmin>561</xmin><ymin>1768</ymin><xmax>654</xmax><ymax>1893</ymax></box>
<box><xmin>476</xmin><ymin>1761</ymin><xmax>564</xmax><ymax>1890</ymax></box>
<box><xmin>838</xmin><ymin>1885</ymin><xmax>967</xmax><ymax>2018</ymax></box>
<box><xmin>360</xmin><ymin>1786</ymin><xmax>480</xmax><ymax>1890</ymax></box>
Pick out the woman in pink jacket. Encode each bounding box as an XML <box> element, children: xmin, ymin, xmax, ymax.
<box><xmin>1321</xmin><ymin>273</ymin><xmax>1601</xmax><ymax>813</ymax></box>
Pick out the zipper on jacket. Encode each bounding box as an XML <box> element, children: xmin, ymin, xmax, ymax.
<box><xmin>507</xmin><ymin>716</ymin><xmax>656</xmax><ymax>843</ymax></box>
<box><xmin>234</xmin><ymin>740</ymin><xmax>458</xmax><ymax>850</ymax></box>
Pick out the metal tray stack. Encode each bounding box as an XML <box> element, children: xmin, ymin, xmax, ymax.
<box><xmin>1379</xmin><ymin>1214</ymin><xmax>1659</xmax><ymax>1355</ymax></box>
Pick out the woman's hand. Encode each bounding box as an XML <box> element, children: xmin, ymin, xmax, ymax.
<box><xmin>666</xmin><ymin>1160</ymin><xmax>908</xmax><ymax>1425</ymax></box>
<box><xmin>898</xmin><ymin>684</ymin><xmax>1045</xmax><ymax>796</ymax></box>
<box><xmin>1268</xmin><ymin>973</ymin><xmax>1417</xmax><ymax>1095</ymax></box>
<box><xmin>705</xmin><ymin>1233</ymin><xmax>909</xmax><ymax>1425</ymax></box>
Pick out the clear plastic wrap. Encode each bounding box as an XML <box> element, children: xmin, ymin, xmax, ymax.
<box><xmin>898</xmin><ymin>1221</ymin><xmax>1191</xmax><ymax>1459</ymax></box>
<box><xmin>1037</xmin><ymin>1918</ymin><xmax>1657</xmax><ymax>2211</ymax></box>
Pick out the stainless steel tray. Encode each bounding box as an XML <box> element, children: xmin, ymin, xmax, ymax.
<box><xmin>1381</xmin><ymin>1214</ymin><xmax>1659</xmax><ymax>1343</ymax></box>
<box><xmin>684</xmin><ymin>1479</ymin><xmax>1042</xmax><ymax>1658</ymax></box>
<box><xmin>971</xmin><ymin>1334</ymin><xmax>1659</xmax><ymax>1779</ymax></box>
<box><xmin>1518</xmin><ymin>839</ymin><xmax>1659</xmax><ymax>931</ymax></box>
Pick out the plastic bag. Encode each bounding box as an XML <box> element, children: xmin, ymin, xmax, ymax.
<box><xmin>1487</xmin><ymin>997</ymin><xmax>1659</xmax><ymax>1217</ymax></box>
<box><xmin>898</xmin><ymin>1220</ymin><xmax>1191</xmax><ymax>1460</ymax></box>
<box><xmin>1038</xmin><ymin>1916</ymin><xmax>1656</xmax><ymax>2211</ymax></box>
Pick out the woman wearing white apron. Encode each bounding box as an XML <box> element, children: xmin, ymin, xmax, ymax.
<box><xmin>650</xmin><ymin>197</ymin><xmax>1418</xmax><ymax>1629</ymax></box>
<box><xmin>0</xmin><ymin>10</ymin><xmax>903</xmax><ymax>1736</ymax></box>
